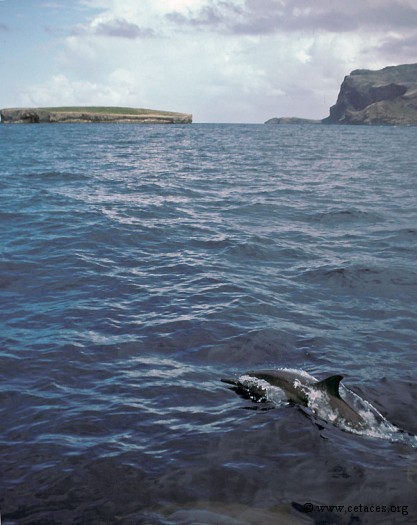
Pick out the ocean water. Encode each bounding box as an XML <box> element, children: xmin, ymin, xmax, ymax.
<box><xmin>1</xmin><ymin>122</ymin><xmax>417</xmax><ymax>525</ymax></box>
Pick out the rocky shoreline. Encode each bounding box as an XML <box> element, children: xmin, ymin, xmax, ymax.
<box><xmin>322</xmin><ymin>63</ymin><xmax>417</xmax><ymax>125</ymax></box>
<box><xmin>266</xmin><ymin>63</ymin><xmax>417</xmax><ymax>126</ymax></box>
<box><xmin>0</xmin><ymin>107</ymin><xmax>192</xmax><ymax>124</ymax></box>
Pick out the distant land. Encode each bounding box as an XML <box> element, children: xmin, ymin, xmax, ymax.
<box><xmin>266</xmin><ymin>63</ymin><xmax>417</xmax><ymax>126</ymax></box>
<box><xmin>265</xmin><ymin>117</ymin><xmax>320</xmax><ymax>125</ymax></box>
<box><xmin>0</xmin><ymin>106</ymin><xmax>192</xmax><ymax>124</ymax></box>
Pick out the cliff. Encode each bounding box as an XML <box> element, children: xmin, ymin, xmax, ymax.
<box><xmin>0</xmin><ymin>106</ymin><xmax>192</xmax><ymax>124</ymax></box>
<box><xmin>322</xmin><ymin>63</ymin><xmax>417</xmax><ymax>125</ymax></box>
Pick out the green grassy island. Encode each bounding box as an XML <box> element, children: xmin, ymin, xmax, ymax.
<box><xmin>0</xmin><ymin>106</ymin><xmax>192</xmax><ymax>124</ymax></box>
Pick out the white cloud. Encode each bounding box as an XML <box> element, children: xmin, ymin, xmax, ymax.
<box><xmin>17</xmin><ymin>74</ymin><xmax>133</xmax><ymax>107</ymax></box>
<box><xmin>12</xmin><ymin>0</ymin><xmax>417</xmax><ymax>122</ymax></box>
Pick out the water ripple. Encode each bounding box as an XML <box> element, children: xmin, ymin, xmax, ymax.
<box><xmin>1</xmin><ymin>123</ymin><xmax>417</xmax><ymax>523</ymax></box>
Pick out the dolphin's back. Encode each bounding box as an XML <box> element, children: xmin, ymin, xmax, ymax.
<box><xmin>248</xmin><ymin>369</ymin><xmax>318</xmax><ymax>392</ymax></box>
<box><xmin>247</xmin><ymin>369</ymin><xmax>317</xmax><ymax>404</ymax></box>
<box><xmin>222</xmin><ymin>368</ymin><xmax>366</xmax><ymax>430</ymax></box>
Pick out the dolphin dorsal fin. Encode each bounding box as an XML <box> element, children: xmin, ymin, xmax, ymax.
<box><xmin>314</xmin><ymin>375</ymin><xmax>344</xmax><ymax>398</ymax></box>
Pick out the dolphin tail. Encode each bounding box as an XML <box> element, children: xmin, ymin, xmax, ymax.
<box><xmin>314</xmin><ymin>375</ymin><xmax>344</xmax><ymax>398</ymax></box>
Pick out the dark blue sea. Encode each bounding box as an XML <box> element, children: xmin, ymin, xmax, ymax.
<box><xmin>1</xmin><ymin>123</ymin><xmax>417</xmax><ymax>525</ymax></box>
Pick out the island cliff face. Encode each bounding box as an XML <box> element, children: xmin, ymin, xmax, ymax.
<box><xmin>322</xmin><ymin>63</ymin><xmax>417</xmax><ymax>125</ymax></box>
<box><xmin>0</xmin><ymin>107</ymin><xmax>192</xmax><ymax>124</ymax></box>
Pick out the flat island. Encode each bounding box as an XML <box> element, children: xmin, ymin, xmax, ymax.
<box><xmin>265</xmin><ymin>117</ymin><xmax>321</xmax><ymax>125</ymax></box>
<box><xmin>0</xmin><ymin>106</ymin><xmax>192</xmax><ymax>124</ymax></box>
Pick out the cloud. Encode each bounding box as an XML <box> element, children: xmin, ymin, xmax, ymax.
<box><xmin>0</xmin><ymin>22</ymin><xmax>10</xmax><ymax>31</ymax></box>
<box><xmin>166</xmin><ymin>1</ymin><xmax>243</xmax><ymax>30</ymax></box>
<box><xmin>73</xmin><ymin>18</ymin><xmax>155</xmax><ymax>39</ymax></box>
<box><xmin>95</xmin><ymin>18</ymin><xmax>155</xmax><ymax>38</ymax></box>
<box><xmin>166</xmin><ymin>5</ymin><xmax>224</xmax><ymax>28</ymax></box>
<box><xmin>165</xmin><ymin>0</ymin><xmax>417</xmax><ymax>35</ymax></box>
<box><xmin>17</xmin><ymin>73</ymin><xmax>138</xmax><ymax>107</ymax></box>
<box><xmin>72</xmin><ymin>0</ymin><xmax>417</xmax><ymax>44</ymax></box>
<box><xmin>11</xmin><ymin>0</ymin><xmax>417</xmax><ymax>122</ymax></box>
<box><xmin>361</xmin><ymin>1</ymin><xmax>417</xmax><ymax>29</ymax></box>
<box><xmin>372</xmin><ymin>33</ymin><xmax>417</xmax><ymax>61</ymax></box>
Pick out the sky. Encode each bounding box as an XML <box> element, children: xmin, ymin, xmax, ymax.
<box><xmin>0</xmin><ymin>0</ymin><xmax>417</xmax><ymax>123</ymax></box>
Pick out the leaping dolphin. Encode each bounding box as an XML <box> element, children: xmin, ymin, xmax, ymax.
<box><xmin>221</xmin><ymin>368</ymin><xmax>365</xmax><ymax>430</ymax></box>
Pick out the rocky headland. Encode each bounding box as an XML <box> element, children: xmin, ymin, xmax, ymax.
<box><xmin>322</xmin><ymin>63</ymin><xmax>417</xmax><ymax>125</ymax></box>
<box><xmin>266</xmin><ymin>63</ymin><xmax>417</xmax><ymax>126</ymax></box>
<box><xmin>0</xmin><ymin>107</ymin><xmax>192</xmax><ymax>124</ymax></box>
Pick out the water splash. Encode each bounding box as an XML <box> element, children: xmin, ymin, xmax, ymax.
<box><xmin>238</xmin><ymin>369</ymin><xmax>417</xmax><ymax>447</ymax></box>
<box><xmin>338</xmin><ymin>384</ymin><xmax>417</xmax><ymax>446</ymax></box>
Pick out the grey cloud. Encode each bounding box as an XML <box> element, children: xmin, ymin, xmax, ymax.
<box><xmin>0</xmin><ymin>22</ymin><xmax>10</xmax><ymax>32</ymax></box>
<box><xmin>359</xmin><ymin>2</ymin><xmax>417</xmax><ymax>29</ymax></box>
<box><xmin>372</xmin><ymin>33</ymin><xmax>417</xmax><ymax>60</ymax></box>
<box><xmin>166</xmin><ymin>5</ymin><xmax>225</xmax><ymax>27</ymax></box>
<box><xmin>165</xmin><ymin>1</ymin><xmax>244</xmax><ymax>32</ymax></box>
<box><xmin>166</xmin><ymin>0</ymin><xmax>417</xmax><ymax>35</ymax></box>
<box><xmin>94</xmin><ymin>19</ymin><xmax>155</xmax><ymax>39</ymax></box>
<box><xmin>72</xmin><ymin>18</ymin><xmax>155</xmax><ymax>39</ymax></box>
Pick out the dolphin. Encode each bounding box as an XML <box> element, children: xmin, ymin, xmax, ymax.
<box><xmin>221</xmin><ymin>368</ymin><xmax>365</xmax><ymax>430</ymax></box>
